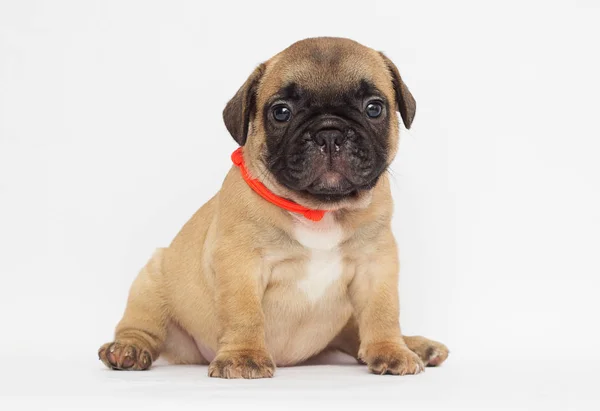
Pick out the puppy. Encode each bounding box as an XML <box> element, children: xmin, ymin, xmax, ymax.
<box><xmin>99</xmin><ymin>37</ymin><xmax>449</xmax><ymax>378</ymax></box>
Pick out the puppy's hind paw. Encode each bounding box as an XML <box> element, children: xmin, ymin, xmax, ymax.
<box><xmin>98</xmin><ymin>341</ymin><xmax>152</xmax><ymax>371</ymax></box>
<box><xmin>404</xmin><ymin>336</ymin><xmax>449</xmax><ymax>367</ymax></box>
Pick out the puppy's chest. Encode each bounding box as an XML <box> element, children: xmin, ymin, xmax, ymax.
<box><xmin>265</xmin><ymin>215</ymin><xmax>350</xmax><ymax>303</ymax></box>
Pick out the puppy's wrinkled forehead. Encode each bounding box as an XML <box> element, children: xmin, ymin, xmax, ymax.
<box><xmin>259</xmin><ymin>38</ymin><xmax>394</xmax><ymax>103</ymax></box>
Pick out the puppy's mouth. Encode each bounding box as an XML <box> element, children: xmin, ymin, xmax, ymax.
<box><xmin>304</xmin><ymin>189</ymin><xmax>361</xmax><ymax>203</ymax></box>
<box><xmin>301</xmin><ymin>171</ymin><xmax>379</xmax><ymax>203</ymax></box>
<box><xmin>309</xmin><ymin>171</ymin><xmax>352</xmax><ymax>192</ymax></box>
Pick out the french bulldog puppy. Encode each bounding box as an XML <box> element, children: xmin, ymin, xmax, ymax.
<box><xmin>99</xmin><ymin>37</ymin><xmax>449</xmax><ymax>378</ymax></box>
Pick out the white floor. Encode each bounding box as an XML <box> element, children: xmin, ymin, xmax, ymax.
<box><xmin>1</xmin><ymin>351</ymin><xmax>597</xmax><ymax>410</ymax></box>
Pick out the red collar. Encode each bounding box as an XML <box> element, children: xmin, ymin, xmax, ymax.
<box><xmin>231</xmin><ymin>147</ymin><xmax>326</xmax><ymax>222</ymax></box>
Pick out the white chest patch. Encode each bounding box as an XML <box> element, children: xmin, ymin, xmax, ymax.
<box><xmin>292</xmin><ymin>213</ymin><xmax>343</xmax><ymax>250</ymax></box>
<box><xmin>292</xmin><ymin>214</ymin><xmax>344</xmax><ymax>302</ymax></box>
<box><xmin>297</xmin><ymin>248</ymin><xmax>343</xmax><ymax>303</ymax></box>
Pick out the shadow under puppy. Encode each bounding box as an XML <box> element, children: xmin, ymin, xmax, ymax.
<box><xmin>99</xmin><ymin>37</ymin><xmax>449</xmax><ymax>378</ymax></box>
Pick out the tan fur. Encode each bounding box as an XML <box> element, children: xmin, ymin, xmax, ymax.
<box><xmin>99</xmin><ymin>37</ymin><xmax>448</xmax><ymax>378</ymax></box>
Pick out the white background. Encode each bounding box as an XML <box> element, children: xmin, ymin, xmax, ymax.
<box><xmin>1</xmin><ymin>0</ymin><xmax>599</xmax><ymax>409</ymax></box>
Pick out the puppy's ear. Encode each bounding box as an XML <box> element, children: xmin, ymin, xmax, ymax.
<box><xmin>223</xmin><ymin>64</ymin><xmax>265</xmax><ymax>145</ymax></box>
<box><xmin>379</xmin><ymin>52</ymin><xmax>416</xmax><ymax>129</ymax></box>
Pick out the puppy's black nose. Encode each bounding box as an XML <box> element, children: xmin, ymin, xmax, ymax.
<box><xmin>313</xmin><ymin>129</ymin><xmax>346</xmax><ymax>152</ymax></box>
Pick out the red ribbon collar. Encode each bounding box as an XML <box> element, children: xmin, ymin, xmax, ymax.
<box><xmin>231</xmin><ymin>147</ymin><xmax>326</xmax><ymax>222</ymax></box>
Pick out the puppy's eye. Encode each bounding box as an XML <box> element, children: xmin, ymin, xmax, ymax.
<box><xmin>365</xmin><ymin>101</ymin><xmax>383</xmax><ymax>119</ymax></box>
<box><xmin>272</xmin><ymin>105</ymin><xmax>292</xmax><ymax>122</ymax></box>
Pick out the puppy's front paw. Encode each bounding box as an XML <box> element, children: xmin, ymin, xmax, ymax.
<box><xmin>359</xmin><ymin>342</ymin><xmax>424</xmax><ymax>375</ymax></box>
<box><xmin>98</xmin><ymin>341</ymin><xmax>152</xmax><ymax>371</ymax></box>
<box><xmin>208</xmin><ymin>349</ymin><xmax>275</xmax><ymax>379</ymax></box>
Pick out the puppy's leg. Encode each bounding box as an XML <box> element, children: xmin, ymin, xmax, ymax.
<box><xmin>207</xmin><ymin>248</ymin><xmax>274</xmax><ymax>379</ymax></box>
<box><xmin>331</xmin><ymin>319</ymin><xmax>449</xmax><ymax>367</ymax></box>
<box><xmin>349</xmin><ymin>231</ymin><xmax>424</xmax><ymax>375</ymax></box>
<box><xmin>98</xmin><ymin>249</ymin><xmax>168</xmax><ymax>371</ymax></box>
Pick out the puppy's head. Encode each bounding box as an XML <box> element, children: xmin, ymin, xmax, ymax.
<box><xmin>223</xmin><ymin>37</ymin><xmax>415</xmax><ymax>210</ymax></box>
